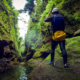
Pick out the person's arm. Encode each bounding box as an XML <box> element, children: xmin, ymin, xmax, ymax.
<box><xmin>44</xmin><ymin>16</ymin><xmax>53</xmax><ymax>22</ymax></box>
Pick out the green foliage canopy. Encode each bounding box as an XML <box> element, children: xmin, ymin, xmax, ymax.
<box><xmin>24</xmin><ymin>0</ymin><xmax>34</xmax><ymax>15</ymax></box>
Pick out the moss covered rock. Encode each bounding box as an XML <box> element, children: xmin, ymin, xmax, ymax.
<box><xmin>28</xmin><ymin>58</ymin><xmax>43</xmax><ymax>67</ymax></box>
<box><xmin>28</xmin><ymin>36</ymin><xmax>80</xmax><ymax>80</ymax></box>
<box><xmin>33</xmin><ymin>52</ymin><xmax>42</xmax><ymax>59</ymax></box>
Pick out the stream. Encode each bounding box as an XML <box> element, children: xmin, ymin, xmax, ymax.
<box><xmin>0</xmin><ymin>63</ymin><xmax>33</xmax><ymax>80</ymax></box>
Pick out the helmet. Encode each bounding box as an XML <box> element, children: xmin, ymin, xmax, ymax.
<box><xmin>52</xmin><ymin>8</ymin><xmax>59</xmax><ymax>13</ymax></box>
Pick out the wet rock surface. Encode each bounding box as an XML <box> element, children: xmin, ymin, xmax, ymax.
<box><xmin>0</xmin><ymin>59</ymin><xmax>11</xmax><ymax>73</ymax></box>
<box><xmin>28</xmin><ymin>36</ymin><xmax>80</xmax><ymax>80</ymax></box>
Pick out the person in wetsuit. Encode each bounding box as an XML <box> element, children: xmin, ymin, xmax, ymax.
<box><xmin>44</xmin><ymin>8</ymin><xmax>69</xmax><ymax>68</ymax></box>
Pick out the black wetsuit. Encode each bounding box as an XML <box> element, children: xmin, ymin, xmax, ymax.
<box><xmin>44</xmin><ymin>14</ymin><xmax>67</xmax><ymax>64</ymax></box>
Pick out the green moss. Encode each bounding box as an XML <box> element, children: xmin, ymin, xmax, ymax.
<box><xmin>42</xmin><ymin>36</ymin><xmax>50</xmax><ymax>43</ymax></box>
<box><xmin>39</xmin><ymin>42</ymin><xmax>51</xmax><ymax>52</ymax></box>
<box><xmin>28</xmin><ymin>57</ymin><xmax>43</xmax><ymax>67</ymax></box>
<box><xmin>33</xmin><ymin>52</ymin><xmax>42</xmax><ymax>59</ymax></box>
<box><xmin>66</xmin><ymin>36</ymin><xmax>80</xmax><ymax>50</ymax></box>
<box><xmin>27</xmin><ymin>0</ymin><xmax>80</xmax><ymax>79</ymax></box>
<box><xmin>28</xmin><ymin>57</ymin><xmax>42</xmax><ymax>62</ymax></box>
<box><xmin>26</xmin><ymin>52</ymin><xmax>31</xmax><ymax>56</ymax></box>
<box><xmin>0</xmin><ymin>0</ymin><xmax>22</xmax><ymax>61</ymax></box>
<box><xmin>65</xmin><ymin>36</ymin><xmax>80</xmax><ymax>65</ymax></box>
<box><xmin>28</xmin><ymin>36</ymin><xmax>80</xmax><ymax>80</ymax></box>
<box><xmin>26</xmin><ymin>0</ymin><xmax>80</xmax><ymax>67</ymax></box>
<box><xmin>31</xmin><ymin>36</ymin><xmax>80</xmax><ymax>66</ymax></box>
<box><xmin>42</xmin><ymin>48</ymin><xmax>62</xmax><ymax>65</ymax></box>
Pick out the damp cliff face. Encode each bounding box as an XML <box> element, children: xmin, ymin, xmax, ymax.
<box><xmin>0</xmin><ymin>0</ymin><xmax>21</xmax><ymax>63</ymax></box>
<box><xmin>24</xmin><ymin>0</ymin><xmax>80</xmax><ymax>63</ymax></box>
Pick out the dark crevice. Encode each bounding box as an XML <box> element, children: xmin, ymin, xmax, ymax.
<box><xmin>73</xmin><ymin>33</ymin><xmax>80</xmax><ymax>37</ymax></box>
<box><xmin>26</xmin><ymin>50</ymin><xmax>35</xmax><ymax>61</ymax></box>
<box><xmin>41</xmin><ymin>52</ymin><xmax>50</xmax><ymax>59</ymax></box>
<box><xmin>66</xmin><ymin>33</ymin><xmax>80</xmax><ymax>38</ymax></box>
<box><xmin>0</xmin><ymin>40</ymin><xmax>13</xmax><ymax>59</ymax></box>
<box><xmin>66</xmin><ymin>33</ymin><xmax>73</xmax><ymax>38</ymax></box>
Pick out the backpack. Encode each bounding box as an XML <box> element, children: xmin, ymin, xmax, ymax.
<box><xmin>52</xmin><ymin>14</ymin><xmax>66</xmax><ymax>41</ymax></box>
<box><xmin>53</xmin><ymin>14</ymin><xmax>64</xmax><ymax>30</ymax></box>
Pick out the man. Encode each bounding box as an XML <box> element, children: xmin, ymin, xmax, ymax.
<box><xmin>44</xmin><ymin>8</ymin><xmax>69</xmax><ymax>68</ymax></box>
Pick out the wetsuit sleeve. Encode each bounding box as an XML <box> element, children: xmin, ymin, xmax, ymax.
<box><xmin>44</xmin><ymin>16</ymin><xmax>53</xmax><ymax>22</ymax></box>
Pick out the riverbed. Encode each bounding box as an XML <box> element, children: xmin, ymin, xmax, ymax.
<box><xmin>0</xmin><ymin>63</ymin><xmax>33</xmax><ymax>80</ymax></box>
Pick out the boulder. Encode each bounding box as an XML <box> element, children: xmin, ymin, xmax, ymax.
<box><xmin>28</xmin><ymin>36</ymin><xmax>80</xmax><ymax>80</ymax></box>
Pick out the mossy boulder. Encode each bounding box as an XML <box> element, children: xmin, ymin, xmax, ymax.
<box><xmin>42</xmin><ymin>36</ymin><xmax>51</xmax><ymax>44</ymax></box>
<box><xmin>28</xmin><ymin>54</ymin><xmax>80</xmax><ymax>80</ymax></box>
<box><xmin>26</xmin><ymin>50</ymin><xmax>35</xmax><ymax>61</ymax></box>
<box><xmin>33</xmin><ymin>52</ymin><xmax>42</xmax><ymax>59</ymax></box>
<box><xmin>35</xmin><ymin>42</ymin><xmax>51</xmax><ymax>58</ymax></box>
<box><xmin>28</xmin><ymin>36</ymin><xmax>80</xmax><ymax>80</ymax></box>
<box><xmin>39</xmin><ymin>42</ymin><xmax>51</xmax><ymax>53</ymax></box>
<box><xmin>28</xmin><ymin>58</ymin><xmax>43</xmax><ymax>67</ymax></box>
<box><xmin>28</xmin><ymin>42</ymin><xmax>51</xmax><ymax>65</ymax></box>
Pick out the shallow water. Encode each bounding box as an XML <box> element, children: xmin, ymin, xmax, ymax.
<box><xmin>0</xmin><ymin>64</ymin><xmax>33</xmax><ymax>80</ymax></box>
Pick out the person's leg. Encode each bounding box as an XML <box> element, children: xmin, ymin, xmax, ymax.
<box><xmin>51</xmin><ymin>39</ymin><xmax>58</xmax><ymax>63</ymax></box>
<box><xmin>59</xmin><ymin>40</ymin><xmax>68</xmax><ymax>66</ymax></box>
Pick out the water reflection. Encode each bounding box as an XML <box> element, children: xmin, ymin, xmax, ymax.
<box><xmin>0</xmin><ymin>64</ymin><xmax>33</xmax><ymax>80</ymax></box>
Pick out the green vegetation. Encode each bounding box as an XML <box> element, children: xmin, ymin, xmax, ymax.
<box><xmin>24</xmin><ymin>0</ymin><xmax>34</xmax><ymax>15</ymax></box>
<box><xmin>0</xmin><ymin>0</ymin><xmax>23</xmax><ymax>60</ymax></box>
<box><xmin>18</xmin><ymin>0</ymin><xmax>34</xmax><ymax>15</ymax></box>
<box><xmin>24</xmin><ymin>1</ymin><xmax>80</xmax><ymax>80</ymax></box>
<box><xmin>0</xmin><ymin>0</ymin><xmax>80</xmax><ymax>79</ymax></box>
<box><xmin>25</xmin><ymin>0</ymin><xmax>80</xmax><ymax>62</ymax></box>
